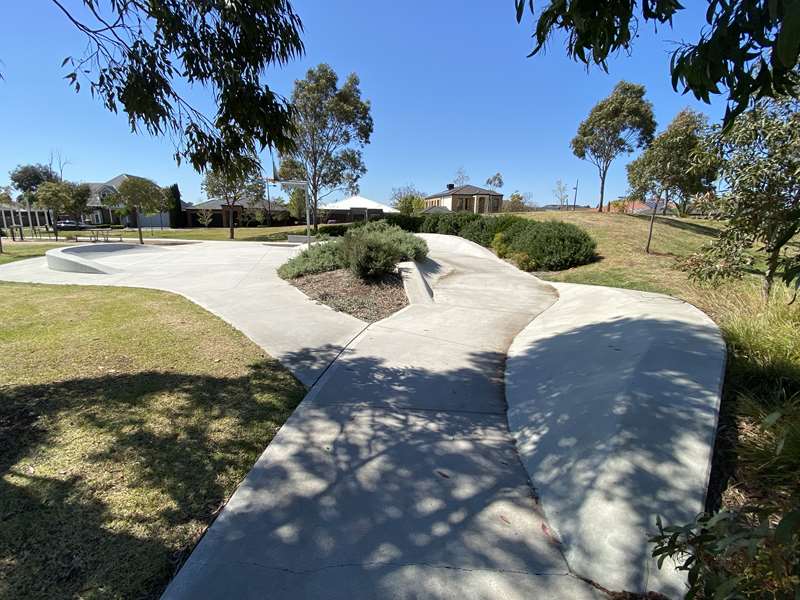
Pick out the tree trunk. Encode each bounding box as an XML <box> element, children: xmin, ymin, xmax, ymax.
<box><xmin>137</xmin><ymin>208</ymin><xmax>144</xmax><ymax>245</ymax></box>
<box><xmin>762</xmin><ymin>246</ymin><xmax>782</xmax><ymax>300</ymax></box>
<box><xmin>597</xmin><ymin>170</ymin><xmax>607</xmax><ymax>212</ymax></box>
<box><xmin>229</xmin><ymin>205</ymin><xmax>235</xmax><ymax>239</ymax></box>
<box><xmin>51</xmin><ymin>210</ymin><xmax>59</xmax><ymax>241</ymax></box>
<box><xmin>645</xmin><ymin>196</ymin><xmax>660</xmax><ymax>254</ymax></box>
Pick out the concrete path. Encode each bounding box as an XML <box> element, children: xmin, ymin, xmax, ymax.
<box><xmin>160</xmin><ymin>234</ymin><xmax>602</xmax><ymax>599</ymax></box>
<box><xmin>506</xmin><ymin>283</ymin><xmax>726</xmax><ymax>598</ymax></box>
<box><xmin>0</xmin><ymin>241</ymin><xmax>364</xmax><ymax>386</ymax></box>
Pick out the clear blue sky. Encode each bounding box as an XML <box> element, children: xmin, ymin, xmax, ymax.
<box><xmin>0</xmin><ymin>1</ymin><xmax>726</xmax><ymax>207</ymax></box>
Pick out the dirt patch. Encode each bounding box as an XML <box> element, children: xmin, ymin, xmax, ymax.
<box><xmin>290</xmin><ymin>269</ymin><xmax>408</xmax><ymax>322</ymax></box>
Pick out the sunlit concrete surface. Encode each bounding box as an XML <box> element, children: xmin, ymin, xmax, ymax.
<box><xmin>160</xmin><ymin>235</ymin><xmax>604</xmax><ymax>599</ymax></box>
<box><xmin>506</xmin><ymin>282</ymin><xmax>726</xmax><ymax>597</ymax></box>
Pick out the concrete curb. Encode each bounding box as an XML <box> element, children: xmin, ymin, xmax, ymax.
<box><xmin>505</xmin><ymin>281</ymin><xmax>726</xmax><ymax>597</ymax></box>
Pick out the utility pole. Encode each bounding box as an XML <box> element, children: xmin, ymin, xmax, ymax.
<box><xmin>572</xmin><ymin>179</ymin><xmax>579</xmax><ymax>211</ymax></box>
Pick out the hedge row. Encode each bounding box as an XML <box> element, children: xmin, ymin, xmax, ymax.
<box><xmin>382</xmin><ymin>213</ymin><xmax>596</xmax><ymax>271</ymax></box>
<box><xmin>278</xmin><ymin>221</ymin><xmax>428</xmax><ymax>280</ymax></box>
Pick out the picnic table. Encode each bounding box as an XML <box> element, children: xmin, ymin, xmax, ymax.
<box><xmin>75</xmin><ymin>229</ymin><xmax>124</xmax><ymax>243</ymax></box>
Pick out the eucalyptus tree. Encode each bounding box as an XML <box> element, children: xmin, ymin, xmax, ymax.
<box><xmin>689</xmin><ymin>98</ymin><xmax>800</xmax><ymax>299</ymax></box>
<box><xmin>572</xmin><ymin>81</ymin><xmax>656</xmax><ymax>212</ymax></box>
<box><xmin>3</xmin><ymin>2</ymin><xmax>304</xmax><ymax>175</ymax></box>
<box><xmin>9</xmin><ymin>163</ymin><xmax>60</xmax><ymax>233</ymax></box>
<box><xmin>485</xmin><ymin>173</ymin><xmax>504</xmax><ymax>190</ymax></box>
<box><xmin>391</xmin><ymin>185</ymin><xmax>426</xmax><ymax>215</ymax></box>
<box><xmin>278</xmin><ymin>64</ymin><xmax>373</xmax><ymax>230</ymax></box>
<box><xmin>514</xmin><ymin>0</ymin><xmax>800</xmax><ymax>124</ymax></box>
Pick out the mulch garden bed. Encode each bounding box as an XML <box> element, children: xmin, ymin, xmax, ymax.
<box><xmin>289</xmin><ymin>268</ymin><xmax>408</xmax><ymax>322</ymax></box>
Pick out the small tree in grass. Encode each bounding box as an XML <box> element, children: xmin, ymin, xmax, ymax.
<box><xmin>684</xmin><ymin>97</ymin><xmax>800</xmax><ymax>299</ymax></box>
<box><xmin>34</xmin><ymin>181</ymin><xmax>71</xmax><ymax>240</ymax></box>
<box><xmin>202</xmin><ymin>167</ymin><xmax>264</xmax><ymax>240</ymax></box>
<box><xmin>197</xmin><ymin>208</ymin><xmax>214</xmax><ymax>227</ymax></box>
<box><xmin>109</xmin><ymin>177</ymin><xmax>165</xmax><ymax>245</ymax></box>
<box><xmin>627</xmin><ymin>109</ymin><xmax>718</xmax><ymax>254</ymax></box>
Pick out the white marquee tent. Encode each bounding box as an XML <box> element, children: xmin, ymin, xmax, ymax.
<box><xmin>319</xmin><ymin>195</ymin><xmax>399</xmax><ymax>213</ymax></box>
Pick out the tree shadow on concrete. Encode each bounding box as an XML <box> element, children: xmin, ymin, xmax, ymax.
<box><xmin>163</xmin><ymin>325</ymin><xmax>718</xmax><ymax>599</ymax></box>
<box><xmin>506</xmin><ymin>315</ymin><xmax>725</xmax><ymax>597</ymax></box>
<box><xmin>0</xmin><ymin>361</ymin><xmax>304</xmax><ymax>600</ymax></box>
<box><xmin>163</xmin><ymin>343</ymin><xmax>594</xmax><ymax>599</ymax></box>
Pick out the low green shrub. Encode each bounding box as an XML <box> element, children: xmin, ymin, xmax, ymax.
<box><xmin>384</xmin><ymin>213</ymin><xmax>424</xmax><ymax>233</ymax></box>
<box><xmin>340</xmin><ymin>221</ymin><xmax>428</xmax><ymax>278</ymax></box>
<box><xmin>434</xmin><ymin>212</ymin><xmax>482</xmax><ymax>236</ymax></box>
<box><xmin>420</xmin><ymin>213</ymin><xmax>444</xmax><ymax>233</ymax></box>
<box><xmin>508</xmin><ymin>220</ymin><xmax>596</xmax><ymax>271</ymax></box>
<box><xmin>277</xmin><ymin>241</ymin><xmax>345</xmax><ymax>279</ymax></box>
<box><xmin>459</xmin><ymin>219</ymin><xmax>492</xmax><ymax>246</ymax></box>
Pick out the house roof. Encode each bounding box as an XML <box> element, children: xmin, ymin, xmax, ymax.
<box><xmin>189</xmin><ymin>198</ymin><xmax>287</xmax><ymax>211</ymax></box>
<box><xmin>86</xmin><ymin>174</ymin><xmax>151</xmax><ymax>208</ymax></box>
<box><xmin>426</xmin><ymin>184</ymin><xmax>502</xmax><ymax>199</ymax></box>
<box><xmin>319</xmin><ymin>195</ymin><xmax>399</xmax><ymax>213</ymax></box>
<box><xmin>420</xmin><ymin>205</ymin><xmax>451</xmax><ymax>214</ymax></box>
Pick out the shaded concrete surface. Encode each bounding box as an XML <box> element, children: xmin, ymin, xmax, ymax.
<box><xmin>506</xmin><ymin>283</ymin><xmax>726</xmax><ymax>598</ymax></box>
<box><xmin>0</xmin><ymin>241</ymin><xmax>364</xmax><ymax>386</ymax></box>
<box><xmin>161</xmin><ymin>235</ymin><xmax>604</xmax><ymax>599</ymax></box>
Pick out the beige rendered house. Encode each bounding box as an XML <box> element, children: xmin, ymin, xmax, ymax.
<box><xmin>424</xmin><ymin>184</ymin><xmax>503</xmax><ymax>214</ymax></box>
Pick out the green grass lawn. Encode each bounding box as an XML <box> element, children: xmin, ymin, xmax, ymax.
<box><xmin>0</xmin><ymin>283</ymin><xmax>306</xmax><ymax>599</ymax></box>
<box><xmin>521</xmin><ymin>211</ymin><xmax>799</xmax><ymax>524</ymax></box>
<box><xmin>118</xmin><ymin>222</ymin><xmax>346</xmax><ymax>242</ymax></box>
<box><xmin>0</xmin><ymin>242</ymin><xmax>72</xmax><ymax>266</ymax></box>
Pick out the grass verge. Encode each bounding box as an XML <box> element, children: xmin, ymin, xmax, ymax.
<box><xmin>0</xmin><ymin>282</ymin><xmax>306</xmax><ymax>599</ymax></box>
<box><xmin>0</xmin><ymin>242</ymin><xmax>72</xmax><ymax>266</ymax></box>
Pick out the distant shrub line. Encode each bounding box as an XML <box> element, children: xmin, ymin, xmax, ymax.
<box><xmin>382</xmin><ymin>212</ymin><xmax>596</xmax><ymax>272</ymax></box>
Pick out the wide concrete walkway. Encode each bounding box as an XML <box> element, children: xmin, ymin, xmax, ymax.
<box><xmin>160</xmin><ymin>235</ymin><xmax>602</xmax><ymax>599</ymax></box>
<box><xmin>506</xmin><ymin>283</ymin><xmax>725</xmax><ymax>598</ymax></box>
<box><xmin>0</xmin><ymin>241</ymin><xmax>364</xmax><ymax>386</ymax></box>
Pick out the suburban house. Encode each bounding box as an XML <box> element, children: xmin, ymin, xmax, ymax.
<box><xmin>319</xmin><ymin>195</ymin><xmax>398</xmax><ymax>222</ymax></box>
<box><xmin>184</xmin><ymin>198</ymin><xmax>289</xmax><ymax>228</ymax></box>
<box><xmin>86</xmin><ymin>174</ymin><xmax>171</xmax><ymax>227</ymax></box>
<box><xmin>424</xmin><ymin>184</ymin><xmax>503</xmax><ymax>214</ymax></box>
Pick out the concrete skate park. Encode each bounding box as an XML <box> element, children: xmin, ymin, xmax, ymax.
<box><xmin>0</xmin><ymin>235</ymin><xmax>726</xmax><ymax>599</ymax></box>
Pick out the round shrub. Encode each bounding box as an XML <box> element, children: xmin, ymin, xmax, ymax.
<box><xmin>277</xmin><ymin>241</ymin><xmax>345</xmax><ymax>279</ymax></box>
<box><xmin>342</xmin><ymin>235</ymin><xmax>402</xmax><ymax>278</ymax></box>
<box><xmin>508</xmin><ymin>220</ymin><xmax>596</xmax><ymax>271</ymax></box>
<box><xmin>340</xmin><ymin>221</ymin><xmax>428</xmax><ymax>279</ymax></box>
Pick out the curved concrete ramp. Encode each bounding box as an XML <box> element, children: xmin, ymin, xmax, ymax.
<box><xmin>506</xmin><ymin>283</ymin><xmax>726</xmax><ymax>597</ymax></box>
<box><xmin>46</xmin><ymin>243</ymin><xmax>165</xmax><ymax>274</ymax></box>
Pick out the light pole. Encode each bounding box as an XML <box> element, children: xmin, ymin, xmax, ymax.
<box><xmin>269</xmin><ymin>178</ymin><xmax>311</xmax><ymax>248</ymax></box>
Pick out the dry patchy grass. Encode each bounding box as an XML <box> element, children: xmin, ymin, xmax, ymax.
<box><xmin>0</xmin><ymin>282</ymin><xmax>306</xmax><ymax>599</ymax></box>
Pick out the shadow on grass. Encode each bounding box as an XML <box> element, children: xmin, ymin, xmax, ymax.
<box><xmin>0</xmin><ymin>361</ymin><xmax>304</xmax><ymax>600</ymax></box>
<box><xmin>628</xmin><ymin>214</ymin><xmax>721</xmax><ymax>238</ymax></box>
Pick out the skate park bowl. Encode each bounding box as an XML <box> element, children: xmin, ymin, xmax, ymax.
<box><xmin>46</xmin><ymin>243</ymin><xmax>165</xmax><ymax>274</ymax></box>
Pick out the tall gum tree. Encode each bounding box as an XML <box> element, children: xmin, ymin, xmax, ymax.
<box><xmin>572</xmin><ymin>81</ymin><xmax>656</xmax><ymax>212</ymax></box>
<box><xmin>278</xmin><ymin>64</ymin><xmax>373</xmax><ymax>231</ymax></box>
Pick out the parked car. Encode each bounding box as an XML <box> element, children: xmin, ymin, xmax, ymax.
<box><xmin>55</xmin><ymin>220</ymin><xmax>85</xmax><ymax>230</ymax></box>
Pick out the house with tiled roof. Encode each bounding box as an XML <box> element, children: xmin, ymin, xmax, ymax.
<box><xmin>424</xmin><ymin>184</ymin><xmax>503</xmax><ymax>214</ymax></box>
